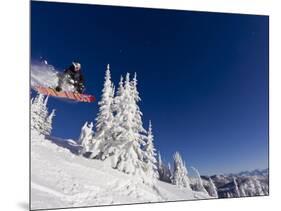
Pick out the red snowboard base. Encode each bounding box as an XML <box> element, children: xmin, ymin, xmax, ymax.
<box><xmin>36</xmin><ymin>86</ymin><xmax>95</xmax><ymax>103</ymax></box>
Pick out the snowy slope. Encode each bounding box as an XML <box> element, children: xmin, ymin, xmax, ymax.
<box><xmin>31</xmin><ymin>133</ymin><xmax>210</xmax><ymax>210</ymax></box>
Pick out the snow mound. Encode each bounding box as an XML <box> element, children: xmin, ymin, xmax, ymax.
<box><xmin>31</xmin><ymin>134</ymin><xmax>210</xmax><ymax>210</ymax></box>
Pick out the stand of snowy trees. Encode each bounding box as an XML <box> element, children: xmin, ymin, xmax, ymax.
<box><xmin>31</xmin><ymin>94</ymin><xmax>55</xmax><ymax>136</ymax></box>
<box><xmin>212</xmin><ymin>175</ymin><xmax>268</xmax><ymax>198</ymax></box>
<box><xmin>75</xmin><ymin>64</ymin><xmax>218</xmax><ymax>194</ymax></box>
<box><xmin>78</xmin><ymin>65</ymin><xmax>159</xmax><ymax>185</ymax></box>
<box><xmin>157</xmin><ymin>151</ymin><xmax>173</xmax><ymax>183</ymax></box>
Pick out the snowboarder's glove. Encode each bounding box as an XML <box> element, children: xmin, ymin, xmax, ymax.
<box><xmin>55</xmin><ymin>86</ymin><xmax>62</xmax><ymax>92</ymax></box>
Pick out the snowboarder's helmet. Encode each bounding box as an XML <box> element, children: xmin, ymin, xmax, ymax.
<box><xmin>72</xmin><ymin>62</ymin><xmax>81</xmax><ymax>71</ymax></box>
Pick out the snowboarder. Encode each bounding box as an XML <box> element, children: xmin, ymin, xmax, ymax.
<box><xmin>55</xmin><ymin>62</ymin><xmax>85</xmax><ymax>94</ymax></box>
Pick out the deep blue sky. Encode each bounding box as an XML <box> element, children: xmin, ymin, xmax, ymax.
<box><xmin>31</xmin><ymin>1</ymin><xmax>269</xmax><ymax>175</ymax></box>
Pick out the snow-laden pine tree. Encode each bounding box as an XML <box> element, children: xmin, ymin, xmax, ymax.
<box><xmin>31</xmin><ymin>93</ymin><xmax>55</xmax><ymax>136</ymax></box>
<box><xmin>168</xmin><ymin>163</ymin><xmax>172</xmax><ymax>175</ymax></box>
<box><xmin>157</xmin><ymin>151</ymin><xmax>164</xmax><ymax>177</ymax></box>
<box><xmin>233</xmin><ymin>177</ymin><xmax>240</xmax><ymax>197</ymax></box>
<box><xmin>157</xmin><ymin>151</ymin><xmax>172</xmax><ymax>183</ymax></box>
<box><xmin>98</xmin><ymin>75</ymin><xmax>125</xmax><ymax>161</ymax></box>
<box><xmin>112</xmin><ymin>75</ymin><xmax>124</xmax><ymax>120</ymax></box>
<box><xmin>78</xmin><ymin>121</ymin><xmax>94</xmax><ymax>155</ymax></box>
<box><xmin>90</xmin><ymin>64</ymin><xmax>114</xmax><ymax>158</ymax></box>
<box><xmin>163</xmin><ymin>165</ymin><xmax>172</xmax><ymax>183</ymax></box>
<box><xmin>143</xmin><ymin>121</ymin><xmax>159</xmax><ymax>184</ymax></box>
<box><xmin>31</xmin><ymin>93</ymin><xmax>46</xmax><ymax>133</ymax></box>
<box><xmin>171</xmin><ymin>152</ymin><xmax>191</xmax><ymax>189</ymax></box>
<box><xmin>191</xmin><ymin>167</ymin><xmax>208</xmax><ymax>194</ymax></box>
<box><xmin>208</xmin><ymin>177</ymin><xmax>218</xmax><ymax>198</ymax></box>
<box><xmin>246</xmin><ymin>178</ymin><xmax>256</xmax><ymax>196</ymax></box>
<box><xmin>168</xmin><ymin>162</ymin><xmax>173</xmax><ymax>179</ymax></box>
<box><xmin>253</xmin><ymin>177</ymin><xmax>264</xmax><ymax>195</ymax></box>
<box><xmin>239</xmin><ymin>183</ymin><xmax>246</xmax><ymax>197</ymax></box>
<box><xmin>109</xmin><ymin>73</ymin><xmax>146</xmax><ymax>179</ymax></box>
<box><xmin>130</xmin><ymin>73</ymin><xmax>146</xmax><ymax>134</ymax></box>
<box><xmin>44</xmin><ymin>109</ymin><xmax>56</xmax><ymax>136</ymax></box>
<box><xmin>259</xmin><ymin>178</ymin><xmax>269</xmax><ymax>195</ymax></box>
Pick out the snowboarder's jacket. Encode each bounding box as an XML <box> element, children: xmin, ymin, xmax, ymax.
<box><xmin>64</xmin><ymin>64</ymin><xmax>84</xmax><ymax>84</ymax></box>
<box><xmin>64</xmin><ymin>64</ymin><xmax>85</xmax><ymax>93</ymax></box>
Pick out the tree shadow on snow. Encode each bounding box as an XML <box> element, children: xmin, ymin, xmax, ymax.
<box><xmin>46</xmin><ymin>135</ymin><xmax>82</xmax><ymax>155</ymax></box>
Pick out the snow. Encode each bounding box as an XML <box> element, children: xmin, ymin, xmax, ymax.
<box><xmin>31</xmin><ymin>62</ymin><xmax>59</xmax><ymax>89</ymax></box>
<box><xmin>31</xmin><ymin>135</ymin><xmax>210</xmax><ymax>210</ymax></box>
<box><xmin>30</xmin><ymin>61</ymin><xmax>76</xmax><ymax>92</ymax></box>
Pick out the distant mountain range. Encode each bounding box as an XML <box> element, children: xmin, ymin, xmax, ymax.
<box><xmin>201</xmin><ymin>168</ymin><xmax>269</xmax><ymax>198</ymax></box>
<box><xmin>228</xmin><ymin>168</ymin><xmax>269</xmax><ymax>177</ymax></box>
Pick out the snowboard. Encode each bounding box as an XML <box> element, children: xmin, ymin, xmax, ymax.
<box><xmin>35</xmin><ymin>86</ymin><xmax>95</xmax><ymax>103</ymax></box>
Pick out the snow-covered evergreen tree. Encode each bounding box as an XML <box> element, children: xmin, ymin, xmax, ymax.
<box><xmin>78</xmin><ymin>121</ymin><xmax>94</xmax><ymax>155</ymax></box>
<box><xmin>157</xmin><ymin>151</ymin><xmax>172</xmax><ymax>183</ymax></box>
<box><xmin>246</xmin><ymin>178</ymin><xmax>256</xmax><ymax>196</ymax></box>
<box><xmin>130</xmin><ymin>73</ymin><xmax>146</xmax><ymax>134</ymax></box>
<box><xmin>191</xmin><ymin>167</ymin><xmax>208</xmax><ymax>194</ymax></box>
<box><xmin>143</xmin><ymin>121</ymin><xmax>159</xmax><ymax>184</ymax></box>
<box><xmin>168</xmin><ymin>163</ymin><xmax>172</xmax><ymax>174</ymax></box>
<box><xmin>31</xmin><ymin>93</ymin><xmax>54</xmax><ymax>136</ymax></box>
<box><xmin>233</xmin><ymin>177</ymin><xmax>240</xmax><ymax>197</ymax></box>
<box><xmin>113</xmin><ymin>75</ymin><xmax>124</xmax><ymax>112</ymax></box>
<box><xmin>166</xmin><ymin>162</ymin><xmax>173</xmax><ymax>182</ymax></box>
<box><xmin>44</xmin><ymin>109</ymin><xmax>56</xmax><ymax>136</ymax></box>
<box><xmin>171</xmin><ymin>152</ymin><xmax>191</xmax><ymax>189</ymax></box>
<box><xmin>31</xmin><ymin>94</ymin><xmax>46</xmax><ymax>133</ymax></box>
<box><xmin>259</xmin><ymin>178</ymin><xmax>269</xmax><ymax>195</ymax></box>
<box><xmin>239</xmin><ymin>183</ymin><xmax>246</xmax><ymax>197</ymax></box>
<box><xmin>96</xmin><ymin>75</ymin><xmax>125</xmax><ymax>162</ymax></box>
<box><xmin>253</xmin><ymin>177</ymin><xmax>264</xmax><ymax>195</ymax></box>
<box><xmin>163</xmin><ymin>167</ymin><xmax>172</xmax><ymax>182</ymax></box>
<box><xmin>157</xmin><ymin>151</ymin><xmax>164</xmax><ymax>176</ymax></box>
<box><xmin>90</xmin><ymin>64</ymin><xmax>114</xmax><ymax>158</ymax></box>
<box><xmin>208</xmin><ymin>177</ymin><xmax>218</xmax><ymax>198</ymax></box>
<box><xmin>109</xmin><ymin>73</ymin><xmax>146</xmax><ymax>178</ymax></box>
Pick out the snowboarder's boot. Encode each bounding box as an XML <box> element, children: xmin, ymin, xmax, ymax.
<box><xmin>55</xmin><ymin>86</ymin><xmax>62</xmax><ymax>92</ymax></box>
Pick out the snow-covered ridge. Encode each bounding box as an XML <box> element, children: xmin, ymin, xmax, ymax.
<box><xmin>228</xmin><ymin>168</ymin><xmax>269</xmax><ymax>177</ymax></box>
<box><xmin>31</xmin><ymin>133</ymin><xmax>210</xmax><ymax>210</ymax></box>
